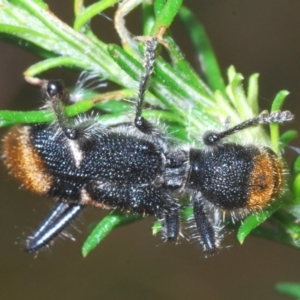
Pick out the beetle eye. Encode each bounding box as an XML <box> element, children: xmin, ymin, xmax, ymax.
<box><xmin>47</xmin><ymin>80</ymin><xmax>65</xmax><ymax>98</ymax></box>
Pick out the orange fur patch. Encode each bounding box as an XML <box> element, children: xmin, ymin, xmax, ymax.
<box><xmin>247</xmin><ymin>149</ymin><xmax>282</xmax><ymax>210</ymax></box>
<box><xmin>2</xmin><ymin>126</ymin><xmax>53</xmax><ymax>195</ymax></box>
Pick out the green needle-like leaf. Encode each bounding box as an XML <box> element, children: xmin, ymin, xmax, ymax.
<box><xmin>178</xmin><ymin>6</ymin><xmax>226</xmax><ymax>95</ymax></box>
<box><xmin>270</xmin><ymin>90</ymin><xmax>290</xmax><ymax>153</ymax></box>
<box><xmin>276</xmin><ymin>282</ymin><xmax>300</xmax><ymax>299</ymax></box>
<box><xmin>82</xmin><ymin>213</ymin><xmax>141</xmax><ymax>257</ymax></box>
<box><xmin>237</xmin><ymin>200</ymin><xmax>283</xmax><ymax>244</ymax></box>
<box><xmin>150</xmin><ymin>0</ymin><xmax>183</xmax><ymax>36</ymax></box>
<box><xmin>73</xmin><ymin>0</ymin><xmax>119</xmax><ymax>31</ymax></box>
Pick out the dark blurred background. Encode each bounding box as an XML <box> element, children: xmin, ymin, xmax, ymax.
<box><xmin>1</xmin><ymin>1</ymin><xmax>300</xmax><ymax>299</ymax></box>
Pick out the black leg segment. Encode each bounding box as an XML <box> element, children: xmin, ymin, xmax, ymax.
<box><xmin>26</xmin><ymin>203</ymin><xmax>84</xmax><ymax>253</ymax></box>
<box><xmin>134</xmin><ymin>37</ymin><xmax>158</xmax><ymax>135</ymax></box>
<box><xmin>192</xmin><ymin>193</ymin><xmax>217</xmax><ymax>255</ymax></box>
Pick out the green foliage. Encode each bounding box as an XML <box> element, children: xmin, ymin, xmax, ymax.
<box><xmin>276</xmin><ymin>282</ymin><xmax>300</xmax><ymax>299</ymax></box>
<box><xmin>0</xmin><ymin>0</ymin><xmax>300</xmax><ymax>260</ymax></box>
